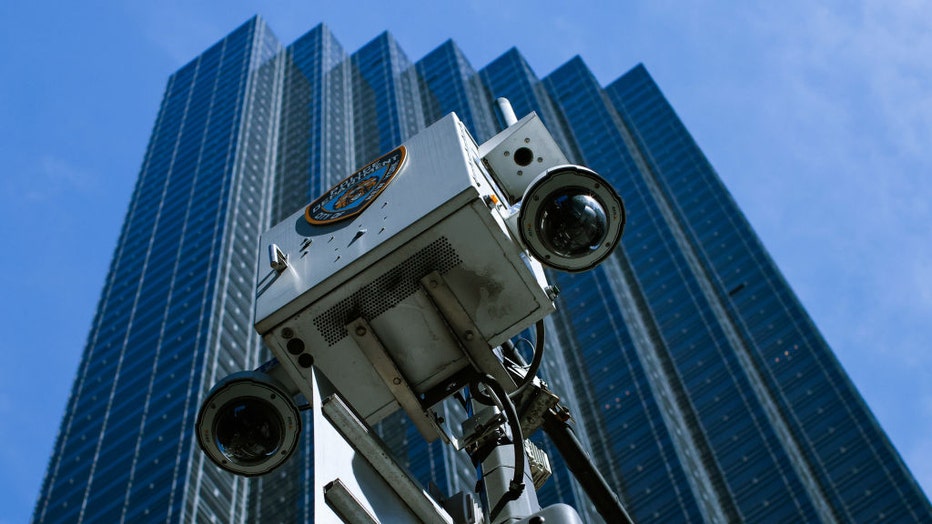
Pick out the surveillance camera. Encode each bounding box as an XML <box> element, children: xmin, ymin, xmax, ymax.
<box><xmin>242</xmin><ymin>110</ymin><xmax>626</xmax><ymax>448</ymax></box>
<box><xmin>253</xmin><ymin>113</ymin><xmax>560</xmax><ymax>433</ymax></box>
<box><xmin>475</xmin><ymin>111</ymin><xmax>625</xmax><ymax>272</ymax></box>
<box><xmin>196</xmin><ymin>367</ymin><xmax>302</xmax><ymax>476</ymax></box>
<box><xmin>518</xmin><ymin>165</ymin><xmax>625</xmax><ymax>272</ymax></box>
<box><xmin>188</xmin><ymin>105</ymin><xmax>623</xmax><ymax>522</ymax></box>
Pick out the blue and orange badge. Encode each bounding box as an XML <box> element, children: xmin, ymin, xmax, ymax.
<box><xmin>305</xmin><ymin>146</ymin><xmax>407</xmax><ymax>225</ymax></box>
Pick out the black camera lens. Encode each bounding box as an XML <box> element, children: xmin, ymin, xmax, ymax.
<box><xmin>214</xmin><ymin>398</ymin><xmax>284</xmax><ymax>465</ymax></box>
<box><xmin>519</xmin><ymin>165</ymin><xmax>624</xmax><ymax>273</ymax></box>
<box><xmin>537</xmin><ymin>189</ymin><xmax>608</xmax><ymax>258</ymax></box>
<box><xmin>196</xmin><ymin>368</ymin><xmax>301</xmax><ymax>476</ymax></box>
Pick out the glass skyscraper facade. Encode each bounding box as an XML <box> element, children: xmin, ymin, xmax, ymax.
<box><xmin>32</xmin><ymin>18</ymin><xmax>284</xmax><ymax>523</ymax></box>
<box><xmin>34</xmin><ymin>16</ymin><xmax>931</xmax><ymax>523</ymax></box>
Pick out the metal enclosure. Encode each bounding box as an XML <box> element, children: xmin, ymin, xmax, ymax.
<box><xmin>477</xmin><ymin>112</ymin><xmax>569</xmax><ymax>204</ymax></box>
<box><xmin>255</xmin><ymin>113</ymin><xmax>554</xmax><ymax>426</ymax></box>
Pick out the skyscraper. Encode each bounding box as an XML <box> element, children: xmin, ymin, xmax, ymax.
<box><xmin>32</xmin><ymin>18</ymin><xmax>285</xmax><ymax>523</ymax></box>
<box><xmin>34</xmin><ymin>15</ymin><xmax>930</xmax><ymax>523</ymax></box>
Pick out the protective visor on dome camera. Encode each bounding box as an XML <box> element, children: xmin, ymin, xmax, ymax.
<box><xmin>519</xmin><ymin>165</ymin><xmax>625</xmax><ymax>272</ymax></box>
<box><xmin>195</xmin><ymin>370</ymin><xmax>301</xmax><ymax>477</ymax></box>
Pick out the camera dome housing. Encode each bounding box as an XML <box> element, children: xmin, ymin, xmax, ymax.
<box><xmin>196</xmin><ymin>370</ymin><xmax>301</xmax><ymax>476</ymax></box>
<box><xmin>519</xmin><ymin>165</ymin><xmax>625</xmax><ymax>272</ymax></box>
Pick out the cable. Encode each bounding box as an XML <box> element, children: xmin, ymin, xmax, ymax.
<box><xmin>511</xmin><ymin>320</ymin><xmax>545</xmax><ymax>396</ymax></box>
<box><xmin>503</xmin><ymin>338</ymin><xmax>533</xmax><ymax>366</ymax></box>
<box><xmin>501</xmin><ymin>340</ymin><xmax>526</xmax><ymax>369</ymax></box>
<box><xmin>469</xmin><ymin>380</ymin><xmax>496</xmax><ymax>406</ymax></box>
<box><xmin>476</xmin><ymin>373</ymin><xmax>526</xmax><ymax>522</ymax></box>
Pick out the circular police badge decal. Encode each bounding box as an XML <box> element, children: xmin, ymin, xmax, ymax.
<box><xmin>305</xmin><ymin>146</ymin><xmax>407</xmax><ymax>225</ymax></box>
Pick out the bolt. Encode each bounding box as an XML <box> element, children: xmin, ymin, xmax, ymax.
<box><xmin>355</xmin><ymin>325</ymin><xmax>367</xmax><ymax>336</ymax></box>
<box><xmin>281</xmin><ymin>327</ymin><xmax>294</xmax><ymax>339</ymax></box>
<box><xmin>464</xmin><ymin>330</ymin><xmax>475</xmax><ymax>341</ymax></box>
<box><xmin>429</xmin><ymin>279</ymin><xmax>438</xmax><ymax>288</ymax></box>
<box><xmin>392</xmin><ymin>377</ymin><xmax>402</xmax><ymax>385</ymax></box>
<box><xmin>557</xmin><ymin>406</ymin><xmax>572</xmax><ymax>422</ymax></box>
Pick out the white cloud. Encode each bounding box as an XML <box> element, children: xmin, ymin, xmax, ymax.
<box><xmin>858</xmin><ymin>1</ymin><xmax>932</xmax><ymax>157</ymax></box>
<box><xmin>20</xmin><ymin>156</ymin><xmax>98</xmax><ymax>203</ymax></box>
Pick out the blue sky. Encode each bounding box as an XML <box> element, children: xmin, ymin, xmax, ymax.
<box><xmin>1</xmin><ymin>1</ymin><xmax>929</xmax><ymax>521</ymax></box>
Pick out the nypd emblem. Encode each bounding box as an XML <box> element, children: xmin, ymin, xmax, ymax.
<box><xmin>305</xmin><ymin>146</ymin><xmax>407</xmax><ymax>225</ymax></box>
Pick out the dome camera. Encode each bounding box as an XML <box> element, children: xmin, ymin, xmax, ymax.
<box><xmin>519</xmin><ymin>165</ymin><xmax>625</xmax><ymax>272</ymax></box>
<box><xmin>196</xmin><ymin>369</ymin><xmax>302</xmax><ymax>476</ymax></box>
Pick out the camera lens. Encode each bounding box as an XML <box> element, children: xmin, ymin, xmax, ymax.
<box><xmin>214</xmin><ymin>397</ymin><xmax>284</xmax><ymax>465</ymax></box>
<box><xmin>519</xmin><ymin>165</ymin><xmax>625</xmax><ymax>272</ymax></box>
<box><xmin>196</xmin><ymin>369</ymin><xmax>301</xmax><ymax>476</ymax></box>
<box><xmin>537</xmin><ymin>189</ymin><xmax>608</xmax><ymax>258</ymax></box>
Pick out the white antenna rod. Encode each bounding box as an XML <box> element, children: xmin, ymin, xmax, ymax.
<box><xmin>496</xmin><ymin>97</ymin><xmax>518</xmax><ymax>128</ymax></box>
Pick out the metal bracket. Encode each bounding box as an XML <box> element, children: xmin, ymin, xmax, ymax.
<box><xmin>506</xmin><ymin>371</ymin><xmax>560</xmax><ymax>438</ymax></box>
<box><xmin>324</xmin><ymin>478</ymin><xmax>379</xmax><ymax>524</ymax></box>
<box><xmin>461</xmin><ymin>407</ymin><xmax>507</xmax><ymax>452</ymax></box>
<box><xmin>348</xmin><ymin>317</ymin><xmax>448</xmax><ymax>443</ymax></box>
<box><xmin>322</xmin><ymin>394</ymin><xmax>454</xmax><ymax>524</ymax></box>
<box><xmin>419</xmin><ymin>271</ymin><xmax>517</xmax><ymax>392</ymax></box>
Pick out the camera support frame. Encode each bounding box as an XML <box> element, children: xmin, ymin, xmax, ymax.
<box><xmin>196</xmin><ymin>104</ymin><xmax>633</xmax><ymax>523</ymax></box>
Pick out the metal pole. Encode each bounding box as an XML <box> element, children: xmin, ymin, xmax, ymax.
<box><xmin>542</xmin><ymin>411</ymin><xmax>636</xmax><ymax>524</ymax></box>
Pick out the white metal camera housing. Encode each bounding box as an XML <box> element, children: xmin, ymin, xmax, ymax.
<box><xmin>196</xmin><ymin>366</ymin><xmax>301</xmax><ymax>476</ymax></box>
<box><xmin>197</xmin><ymin>110</ymin><xmax>625</xmax><ymax>474</ymax></box>
<box><xmin>477</xmin><ymin>112</ymin><xmax>625</xmax><ymax>272</ymax></box>
<box><xmin>517</xmin><ymin>165</ymin><xmax>625</xmax><ymax>272</ymax></box>
<box><xmin>253</xmin><ymin>113</ymin><xmax>561</xmax><ymax>439</ymax></box>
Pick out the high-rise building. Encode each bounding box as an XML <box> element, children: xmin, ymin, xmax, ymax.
<box><xmin>34</xmin><ymin>16</ymin><xmax>931</xmax><ymax>523</ymax></box>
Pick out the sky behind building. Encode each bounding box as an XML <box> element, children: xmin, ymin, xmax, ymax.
<box><xmin>1</xmin><ymin>2</ymin><xmax>930</xmax><ymax>523</ymax></box>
